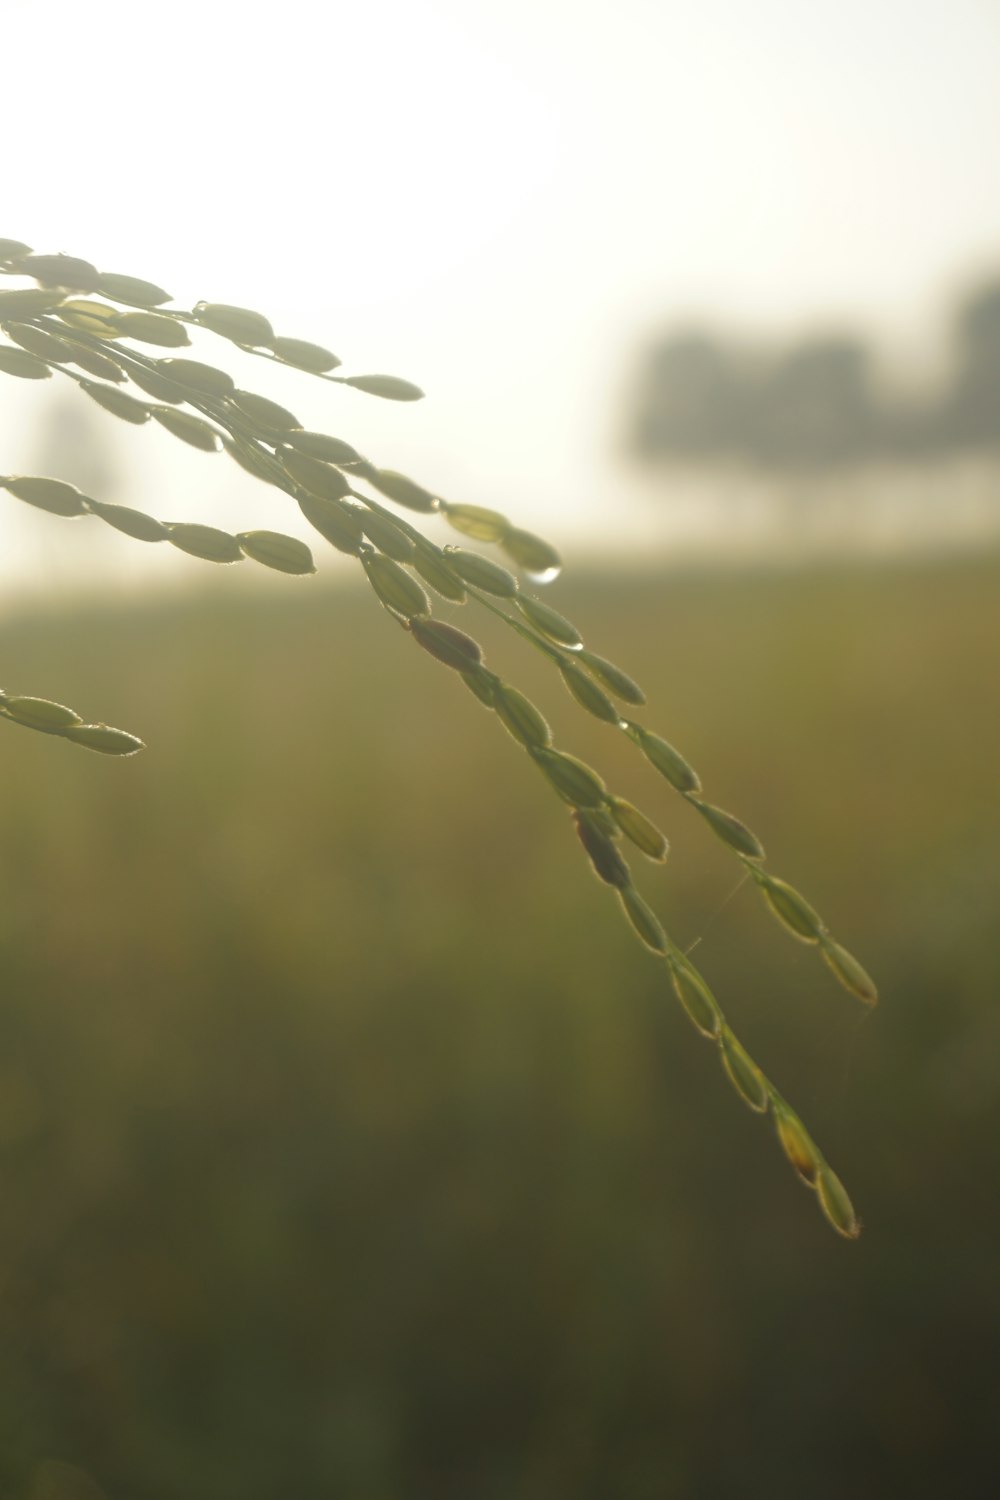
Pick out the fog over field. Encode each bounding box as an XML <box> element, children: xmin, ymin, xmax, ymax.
<box><xmin>4</xmin><ymin>0</ymin><xmax>1000</xmax><ymax>594</ymax></box>
<box><xmin>3</xmin><ymin>3</ymin><xmax>1000</xmax><ymax>1496</ymax></box>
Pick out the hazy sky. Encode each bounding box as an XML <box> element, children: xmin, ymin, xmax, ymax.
<box><xmin>4</xmin><ymin>0</ymin><xmax>1000</xmax><ymax>588</ymax></box>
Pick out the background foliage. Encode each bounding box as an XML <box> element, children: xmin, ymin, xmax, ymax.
<box><xmin>1</xmin><ymin>560</ymin><xmax>996</xmax><ymax>1498</ymax></box>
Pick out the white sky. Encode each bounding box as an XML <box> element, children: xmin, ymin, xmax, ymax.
<box><xmin>3</xmin><ymin>0</ymin><xmax>1000</xmax><ymax>591</ymax></box>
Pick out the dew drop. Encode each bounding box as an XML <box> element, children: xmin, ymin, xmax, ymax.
<box><xmin>525</xmin><ymin>563</ymin><xmax>561</xmax><ymax>585</ymax></box>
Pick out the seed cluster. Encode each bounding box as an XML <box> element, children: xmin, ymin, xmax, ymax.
<box><xmin>0</xmin><ymin>239</ymin><xmax>874</xmax><ymax>1238</ymax></box>
<box><xmin>0</xmin><ymin>689</ymin><xmax>144</xmax><ymax>756</ymax></box>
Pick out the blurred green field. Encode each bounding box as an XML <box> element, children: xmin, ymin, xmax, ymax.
<box><xmin>1</xmin><ymin>557</ymin><xmax>998</xmax><ymax>1500</ymax></box>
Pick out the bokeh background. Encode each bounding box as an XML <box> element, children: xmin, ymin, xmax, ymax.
<box><xmin>2</xmin><ymin>1</ymin><xmax>999</xmax><ymax>1496</ymax></box>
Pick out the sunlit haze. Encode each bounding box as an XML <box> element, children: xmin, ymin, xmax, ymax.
<box><xmin>4</xmin><ymin>9</ymin><xmax>1000</xmax><ymax>1480</ymax></box>
<box><xmin>4</xmin><ymin>0</ymin><xmax>1000</xmax><ymax>592</ymax></box>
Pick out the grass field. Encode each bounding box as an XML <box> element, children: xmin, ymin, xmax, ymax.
<box><xmin>1</xmin><ymin>555</ymin><xmax>998</xmax><ymax>1499</ymax></box>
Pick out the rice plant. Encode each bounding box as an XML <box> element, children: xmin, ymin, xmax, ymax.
<box><xmin>0</xmin><ymin>239</ymin><xmax>876</xmax><ymax>1238</ymax></box>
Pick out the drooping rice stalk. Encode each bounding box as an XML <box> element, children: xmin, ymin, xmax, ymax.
<box><xmin>0</xmin><ymin>240</ymin><xmax>873</xmax><ymax>1238</ymax></box>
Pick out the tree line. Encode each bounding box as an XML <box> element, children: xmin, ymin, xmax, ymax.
<box><xmin>630</xmin><ymin>278</ymin><xmax>1000</xmax><ymax>469</ymax></box>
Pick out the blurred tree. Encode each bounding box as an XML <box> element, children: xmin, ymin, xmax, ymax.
<box><xmin>629</xmin><ymin>333</ymin><xmax>750</xmax><ymax>459</ymax></box>
<box><xmin>628</xmin><ymin>275</ymin><xmax>1000</xmax><ymax>470</ymax></box>
<box><xmin>32</xmin><ymin>386</ymin><xmax>124</xmax><ymax>499</ymax></box>
<box><xmin>753</xmin><ymin>337</ymin><xmax>876</xmax><ymax>468</ymax></box>
<box><xmin>942</xmin><ymin>281</ymin><xmax>1000</xmax><ymax>447</ymax></box>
